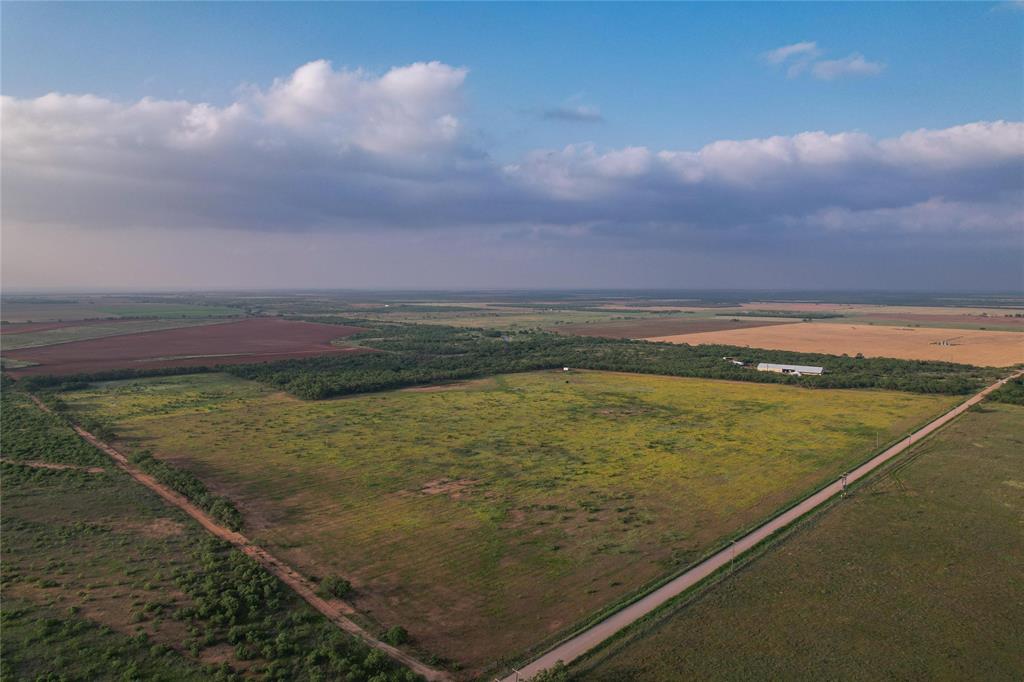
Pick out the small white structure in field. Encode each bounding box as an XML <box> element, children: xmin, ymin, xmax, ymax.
<box><xmin>756</xmin><ymin>362</ymin><xmax>824</xmax><ymax>377</ymax></box>
<box><xmin>563</xmin><ymin>366</ymin><xmax>570</xmax><ymax>372</ymax></box>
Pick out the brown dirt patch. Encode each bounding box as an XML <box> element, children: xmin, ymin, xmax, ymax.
<box><xmin>118</xmin><ymin>518</ymin><xmax>187</xmax><ymax>539</ymax></box>
<box><xmin>419</xmin><ymin>478</ymin><xmax>479</xmax><ymax>499</ymax></box>
<box><xmin>648</xmin><ymin>323</ymin><xmax>1024</xmax><ymax>367</ymax></box>
<box><xmin>3</xmin><ymin>318</ymin><xmax>368</xmax><ymax>377</ymax></box>
<box><xmin>555</xmin><ymin>317</ymin><xmax>793</xmax><ymax>339</ymax></box>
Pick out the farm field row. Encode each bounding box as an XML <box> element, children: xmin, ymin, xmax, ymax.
<box><xmin>648</xmin><ymin>322</ymin><xmax>1024</xmax><ymax>367</ymax></box>
<box><xmin>821</xmin><ymin>312</ymin><xmax>1024</xmax><ymax>332</ymax></box>
<box><xmin>2</xmin><ymin>318</ymin><xmax>366</xmax><ymax>377</ymax></box>
<box><xmin>60</xmin><ymin>370</ymin><xmax>955</xmax><ymax>675</ymax></box>
<box><xmin>1</xmin><ymin>299</ymin><xmax>242</xmax><ymax>323</ymax></box>
<box><xmin>553</xmin><ymin>317</ymin><xmax>793</xmax><ymax>339</ymax></box>
<box><xmin>577</xmin><ymin>402</ymin><xmax>1024</xmax><ymax>681</ymax></box>
<box><xmin>737</xmin><ymin>302</ymin><xmax>1024</xmax><ymax>317</ymax></box>
<box><xmin>0</xmin><ymin>318</ymin><xmax>229</xmax><ymax>351</ymax></box>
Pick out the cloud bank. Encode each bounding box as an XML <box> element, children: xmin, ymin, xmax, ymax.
<box><xmin>2</xmin><ymin>59</ymin><xmax>1022</xmax><ymax>289</ymax></box>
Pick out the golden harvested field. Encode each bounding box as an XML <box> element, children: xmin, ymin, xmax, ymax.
<box><xmin>649</xmin><ymin>323</ymin><xmax>1024</xmax><ymax>367</ymax></box>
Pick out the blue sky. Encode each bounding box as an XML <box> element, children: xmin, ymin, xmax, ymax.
<box><xmin>5</xmin><ymin>2</ymin><xmax>1020</xmax><ymax>157</ymax></box>
<box><xmin>2</xmin><ymin>2</ymin><xmax>1022</xmax><ymax>291</ymax></box>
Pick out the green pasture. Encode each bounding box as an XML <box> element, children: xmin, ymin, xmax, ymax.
<box><xmin>352</xmin><ymin>308</ymin><xmax>650</xmax><ymax>329</ymax></box>
<box><xmin>577</xmin><ymin>403</ymin><xmax>1024</xmax><ymax>681</ymax></box>
<box><xmin>93</xmin><ymin>303</ymin><xmax>242</xmax><ymax>318</ymax></box>
<box><xmin>61</xmin><ymin>371</ymin><xmax>954</xmax><ymax>674</ymax></box>
<box><xmin>1</xmin><ymin>300</ymin><xmax>241</xmax><ymax>323</ymax></box>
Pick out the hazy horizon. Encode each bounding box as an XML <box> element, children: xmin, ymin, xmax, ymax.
<box><xmin>3</xmin><ymin>2</ymin><xmax>1022</xmax><ymax>292</ymax></box>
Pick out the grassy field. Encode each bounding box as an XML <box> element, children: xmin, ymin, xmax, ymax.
<box><xmin>0</xmin><ymin>387</ymin><xmax>419</xmax><ymax>681</ymax></box>
<box><xmin>342</xmin><ymin>301</ymin><xmax>1024</xmax><ymax>334</ymax></box>
<box><xmin>575</xmin><ymin>402</ymin><xmax>1024</xmax><ymax>681</ymax></box>
<box><xmin>60</xmin><ymin>371</ymin><xmax>955</xmax><ymax>674</ymax></box>
<box><xmin>1</xmin><ymin>299</ymin><xmax>241</xmax><ymax>323</ymax></box>
<box><xmin>348</xmin><ymin>307</ymin><xmax>657</xmax><ymax>330</ymax></box>
<box><xmin>93</xmin><ymin>304</ymin><xmax>242</xmax><ymax>319</ymax></box>
<box><xmin>0</xmin><ymin>318</ymin><xmax>227</xmax><ymax>351</ymax></box>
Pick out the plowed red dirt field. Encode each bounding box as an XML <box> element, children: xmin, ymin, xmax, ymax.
<box><xmin>3</xmin><ymin>318</ymin><xmax>365</xmax><ymax>377</ymax></box>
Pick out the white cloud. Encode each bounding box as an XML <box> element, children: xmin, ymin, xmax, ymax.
<box><xmin>763</xmin><ymin>42</ymin><xmax>885</xmax><ymax>81</ymax></box>
<box><xmin>796</xmin><ymin>197</ymin><xmax>1024</xmax><ymax>235</ymax></box>
<box><xmin>762</xmin><ymin>41</ymin><xmax>820</xmax><ymax>65</ymax></box>
<box><xmin>811</xmin><ymin>53</ymin><xmax>886</xmax><ymax>80</ymax></box>
<box><xmin>2</xmin><ymin>60</ymin><xmax>1021</xmax><ymax>250</ymax></box>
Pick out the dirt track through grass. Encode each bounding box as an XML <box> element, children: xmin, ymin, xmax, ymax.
<box><xmin>504</xmin><ymin>370</ymin><xmax>1021</xmax><ymax>680</ymax></box>
<box><xmin>27</xmin><ymin>395</ymin><xmax>449</xmax><ymax>681</ymax></box>
<box><xmin>61</xmin><ymin>370</ymin><xmax>955</xmax><ymax>674</ymax></box>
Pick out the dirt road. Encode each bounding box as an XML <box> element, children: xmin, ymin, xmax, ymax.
<box><xmin>30</xmin><ymin>396</ymin><xmax>449</xmax><ymax>682</ymax></box>
<box><xmin>503</xmin><ymin>371</ymin><xmax>1023</xmax><ymax>681</ymax></box>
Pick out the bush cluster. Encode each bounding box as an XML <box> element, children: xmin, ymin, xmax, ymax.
<box><xmin>317</xmin><ymin>576</ymin><xmax>353</xmax><ymax>600</ymax></box>
<box><xmin>175</xmin><ymin>538</ymin><xmax>422</xmax><ymax>681</ymax></box>
<box><xmin>130</xmin><ymin>451</ymin><xmax>244</xmax><ymax>531</ymax></box>
<box><xmin>988</xmin><ymin>377</ymin><xmax>1024</xmax><ymax>406</ymax></box>
<box><xmin>0</xmin><ymin>386</ymin><xmax>108</xmax><ymax>468</ymax></box>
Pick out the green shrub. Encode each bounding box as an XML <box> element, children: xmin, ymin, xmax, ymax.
<box><xmin>317</xmin><ymin>576</ymin><xmax>353</xmax><ymax>600</ymax></box>
<box><xmin>383</xmin><ymin>626</ymin><xmax>409</xmax><ymax>646</ymax></box>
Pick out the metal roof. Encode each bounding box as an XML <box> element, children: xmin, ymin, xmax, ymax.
<box><xmin>756</xmin><ymin>362</ymin><xmax>824</xmax><ymax>374</ymax></box>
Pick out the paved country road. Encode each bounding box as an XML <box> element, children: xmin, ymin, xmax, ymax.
<box><xmin>29</xmin><ymin>395</ymin><xmax>451</xmax><ymax>682</ymax></box>
<box><xmin>502</xmin><ymin>370</ymin><xmax>1023</xmax><ymax>682</ymax></box>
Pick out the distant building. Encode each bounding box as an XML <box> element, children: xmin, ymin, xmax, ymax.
<box><xmin>563</xmin><ymin>366</ymin><xmax>570</xmax><ymax>372</ymax></box>
<box><xmin>721</xmin><ymin>356</ymin><xmax>745</xmax><ymax>366</ymax></box>
<box><xmin>756</xmin><ymin>362</ymin><xmax>824</xmax><ymax>376</ymax></box>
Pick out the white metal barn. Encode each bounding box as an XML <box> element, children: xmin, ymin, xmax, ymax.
<box><xmin>756</xmin><ymin>362</ymin><xmax>824</xmax><ymax>376</ymax></box>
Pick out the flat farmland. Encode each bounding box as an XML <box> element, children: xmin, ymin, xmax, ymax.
<box><xmin>577</xmin><ymin>403</ymin><xmax>1024</xmax><ymax>681</ymax></box>
<box><xmin>845</xmin><ymin>312</ymin><xmax>1024</xmax><ymax>331</ymax></box>
<box><xmin>737</xmin><ymin>302</ymin><xmax>1024</xmax><ymax>317</ymax></box>
<box><xmin>355</xmin><ymin>308</ymin><xmax>641</xmax><ymax>329</ymax></box>
<box><xmin>0</xmin><ymin>318</ymin><xmax>229</xmax><ymax>351</ymax></box>
<box><xmin>60</xmin><ymin>371</ymin><xmax>953</xmax><ymax>674</ymax></box>
<box><xmin>555</xmin><ymin>317</ymin><xmax>793</xmax><ymax>339</ymax></box>
<box><xmin>649</xmin><ymin>322</ymin><xmax>1024</xmax><ymax>367</ymax></box>
<box><xmin>0</xmin><ymin>299</ymin><xmax>242</xmax><ymax>323</ymax></box>
<box><xmin>3</xmin><ymin>318</ymin><xmax>365</xmax><ymax>377</ymax></box>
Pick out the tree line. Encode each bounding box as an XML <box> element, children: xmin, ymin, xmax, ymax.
<box><xmin>15</xmin><ymin>319</ymin><xmax>1005</xmax><ymax>401</ymax></box>
<box><xmin>223</xmin><ymin>319</ymin><xmax>1000</xmax><ymax>400</ymax></box>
